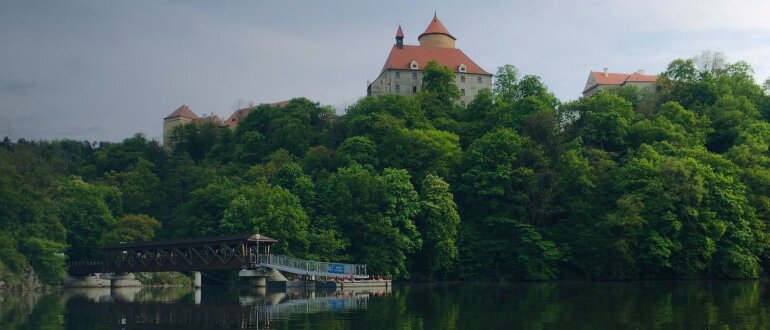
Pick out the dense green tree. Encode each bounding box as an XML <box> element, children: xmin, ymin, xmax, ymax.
<box><xmin>609</xmin><ymin>144</ymin><xmax>767</xmax><ymax>278</ymax></box>
<box><xmin>459</xmin><ymin>88</ymin><xmax>496</xmax><ymax>146</ymax></box>
<box><xmin>6</xmin><ymin>53</ymin><xmax>770</xmax><ymax>285</ymax></box>
<box><xmin>415</xmin><ymin>174</ymin><xmax>460</xmax><ymax>279</ymax></box>
<box><xmin>273</xmin><ymin>162</ymin><xmax>317</xmax><ymax>214</ymax></box>
<box><xmin>459</xmin><ymin>128</ymin><xmax>559</xmax><ymax>280</ymax></box>
<box><xmin>220</xmin><ymin>182</ymin><xmax>310</xmax><ymax>256</ymax></box>
<box><xmin>337</xmin><ymin>136</ymin><xmax>378</xmax><ymax>168</ymax></box>
<box><xmin>56</xmin><ymin>177</ymin><xmax>119</xmax><ymax>260</ymax></box>
<box><xmin>705</xmin><ymin>96</ymin><xmax>760</xmax><ymax>153</ymax></box>
<box><xmin>100</xmin><ymin>214</ymin><xmax>161</xmax><ymax>245</ymax></box>
<box><xmin>571</xmin><ymin>92</ymin><xmax>636</xmax><ymax>151</ymax></box>
<box><xmin>421</xmin><ymin>60</ymin><xmax>461</xmax><ymax>105</ymax></box>
<box><xmin>321</xmin><ymin>165</ymin><xmax>422</xmax><ymax>277</ymax></box>
<box><xmin>493</xmin><ymin>64</ymin><xmax>519</xmax><ymax>103</ymax></box>
<box><xmin>233</xmin><ymin>98</ymin><xmax>336</xmax><ymax>159</ymax></box>
<box><xmin>346</xmin><ymin>94</ymin><xmax>430</xmax><ymax>141</ymax></box>
<box><xmin>18</xmin><ymin>238</ymin><xmax>66</xmax><ymax>285</ymax></box>
<box><xmin>379</xmin><ymin>128</ymin><xmax>462</xmax><ymax>182</ymax></box>
<box><xmin>94</xmin><ymin>133</ymin><xmax>166</xmax><ymax>174</ymax></box>
<box><xmin>301</xmin><ymin>145</ymin><xmax>337</xmax><ymax>179</ymax></box>
<box><xmin>168</xmin><ymin>122</ymin><xmax>231</xmax><ymax>163</ymax></box>
<box><xmin>101</xmin><ymin>158</ymin><xmax>163</xmax><ymax>215</ymax></box>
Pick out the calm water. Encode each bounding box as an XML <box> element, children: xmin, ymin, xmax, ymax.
<box><xmin>2</xmin><ymin>281</ymin><xmax>770</xmax><ymax>329</ymax></box>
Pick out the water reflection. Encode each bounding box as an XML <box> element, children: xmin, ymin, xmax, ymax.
<box><xmin>2</xmin><ymin>281</ymin><xmax>770</xmax><ymax>329</ymax></box>
<box><xmin>61</xmin><ymin>286</ymin><xmax>385</xmax><ymax>329</ymax></box>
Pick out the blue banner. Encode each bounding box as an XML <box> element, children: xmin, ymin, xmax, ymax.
<box><xmin>328</xmin><ymin>263</ymin><xmax>345</xmax><ymax>274</ymax></box>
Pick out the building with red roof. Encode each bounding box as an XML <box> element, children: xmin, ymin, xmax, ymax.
<box><xmin>582</xmin><ymin>68</ymin><xmax>658</xmax><ymax>97</ymax></box>
<box><xmin>368</xmin><ymin>15</ymin><xmax>492</xmax><ymax>106</ymax></box>
<box><xmin>162</xmin><ymin>101</ymin><xmax>289</xmax><ymax>146</ymax></box>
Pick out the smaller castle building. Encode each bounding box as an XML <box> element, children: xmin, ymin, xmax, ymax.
<box><xmin>582</xmin><ymin>68</ymin><xmax>658</xmax><ymax>97</ymax></box>
<box><xmin>368</xmin><ymin>15</ymin><xmax>492</xmax><ymax>106</ymax></box>
<box><xmin>162</xmin><ymin>101</ymin><xmax>288</xmax><ymax>146</ymax></box>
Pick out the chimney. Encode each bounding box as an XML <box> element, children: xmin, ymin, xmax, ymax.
<box><xmin>636</xmin><ymin>69</ymin><xmax>645</xmax><ymax>75</ymax></box>
<box><xmin>603</xmin><ymin>67</ymin><xmax>609</xmax><ymax>77</ymax></box>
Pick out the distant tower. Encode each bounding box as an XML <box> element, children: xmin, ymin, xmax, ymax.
<box><xmin>396</xmin><ymin>25</ymin><xmax>404</xmax><ymax>49</ymax></box>
<box><xmin>162</xmin><ymin>105</ymin><xmax>199</xmax><ymax>147</ymax></box>
<box><xmin>418</xmin><ymin>13</ymin><xmax>456</xmax><ymax>48</ymax></box>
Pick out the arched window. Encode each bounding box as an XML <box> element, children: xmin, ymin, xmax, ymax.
<box><xmin>458</xmin><ymin>63</ymin><xmax>467</xmax><ymax>73</ymax></box>
<box><xmin>410</xmin><ymin>60</ymin><xmax>419</xmax><ymax>70</ymax></box>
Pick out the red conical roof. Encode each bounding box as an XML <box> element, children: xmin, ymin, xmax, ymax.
<box><xmin>419</xmin><ymin>14</ymin><xmax>455</xmax><ymax>40</ymax></box>
<box><xmin>396</xmin><ymin>25</ymin><xmax>404</xmax><ymax>38</ymax></box>
<box><xmin>164</xmin><ymin>105</ymin><xmax>199</xmax><ymax>120</ymax></box>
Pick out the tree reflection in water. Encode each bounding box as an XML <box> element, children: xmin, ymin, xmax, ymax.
<box><xmin>1</xmin><ymin>281</ymin><xmax>770</xmax><ymax>329</ymax></box>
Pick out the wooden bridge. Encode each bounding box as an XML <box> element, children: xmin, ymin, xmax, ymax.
<box><xmin>67</xmin><ymin>233</ymin><xmax>368</xmax><ymax>280</ymax></box>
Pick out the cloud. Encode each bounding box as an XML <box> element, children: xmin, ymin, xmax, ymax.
<box><xmin>605</xmin><ymin>0</ymin><xmax>770</xmax><ymax>33</ymax></box>
<box><xmin>0</xmin><ymin>78</ymin><xmax>38</xmax><ymax>96</ymax></box>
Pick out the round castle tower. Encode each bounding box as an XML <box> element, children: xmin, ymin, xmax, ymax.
<box><xmin>418</xmin><ymin>14</ymin><xmax>456</xmax><ymax>48</ymax></box>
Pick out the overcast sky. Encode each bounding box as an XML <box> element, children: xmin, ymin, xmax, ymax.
<box><xmin>3</xmin><ymin>0</ymin><xmax>770</xmax><ymax>142</ymax></box>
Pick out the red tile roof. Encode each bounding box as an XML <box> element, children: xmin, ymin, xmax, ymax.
<box><xmin>380</xmin><ymin>45</ymin><xmax>490</xmax><ymax>75</ymax></box>
<box><xmin>164</xmin><ymin>105</ymin><xmax>199</xmax><ymax>120</ymax></box>
<box><xmin>419</xmin><ymin>15</ymin><xmax>455</xmax><ymax>40</ymax></box>
<box><xmin>396</xmin><ymin>25</ymin><xmax>404</xmax><ymax>38</ymax></box>
<box><xmin>591</xmin><ymin>72</ymin><xmax>630</xmax><ymax>85</ymax></box>
<box><xmin>584</xmin><ymin>71</ymin><xmax>658</xmax><ymax>93</ymax></box>
<box><xmin>590</xmin><ymin>71</ymin><xmax>658</xmax><ymax>85</ymax></box>
<box><xmin>625</xmin><ymin>72</ymin><xmax>658</xmax><ymax>82</ymax></box>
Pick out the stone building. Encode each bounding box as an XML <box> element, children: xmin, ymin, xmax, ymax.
<box><xmin>162</xmin><ymin>101</ymin><xmax>288</xmax><ymax>146</ymax></box>
<box><xmin>367</xmin><ymin>15</ymin><xmax>492</xmax><ymax>106</ymax></box>
<box><xmin>163</xmin><ymin>105</ymin><xmax>204</xmax><ymax>147</ymax></box>
<box><xmin>582</xmin><ymin>68</ymin><xmax>658</xmax><ymax>97</ymax></box>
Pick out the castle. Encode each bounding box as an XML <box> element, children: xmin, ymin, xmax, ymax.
<box><xmin>163</xmin><ymin>15</ymin><xmax>660</xmax><ymax>146</ymax></box>
<box><xmin>582</xmin><ymin>68</ymin><xmax>657</xmax><ymax>97</ymax></box>
<box><xmin>367</xmin><ymin>14</ymin><xmax>492</xmax><ymax>106</ymax></box>
<box><xmin>163</xmin><ymin>14</ymin><xmax>493</xmax><ymax>146</ymax></box>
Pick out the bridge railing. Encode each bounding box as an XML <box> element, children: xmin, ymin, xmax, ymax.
<box><xmin>255</xmin><ymin>254</ymin><xmax>367</xmax><ymax>278</ymax></box>
<box><xmin>67</xmin><ymin>260</ymin><xmax>104</xmax><ymax>276</ymax></box>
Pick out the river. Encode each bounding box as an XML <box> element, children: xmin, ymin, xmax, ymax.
<box><xmin>2</xmin><ymin>281</ymin><xmax>769</xmax><ymax>329</ymax></box>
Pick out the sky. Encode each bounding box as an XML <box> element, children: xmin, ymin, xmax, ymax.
<box><xmin>2</xmin><ymin>0</ymin><xmax>770</xmax><ymax>142</ymax></box>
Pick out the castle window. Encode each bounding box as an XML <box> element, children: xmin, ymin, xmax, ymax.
<box><xmin>412</xmin><ymin>86</ymin><xmax>417</xmax><ymax>93</ymax></box>
<box><xmin>412</xmin><ymin>72</ymin><xmax>417</xmax><ymax>80</ymax></box>
<box><xmin>477</xmin><ymin>76</ymin><xmax>482</xmax><ymax>83</ymax></box>
<box><xmin>410</xmin><ymin>60</ymin><xmax>419</xmax><ymax>70</ymax></box>
<box><xmin>461</xmin><ymin>101</ymin><xmax>466</xmax><ymax>106</ymax></box>
<box><xmin>459</xmin><ymin>64</ymin><xmax>467</xmax><ymax>72</ymax></box>
<box><xmin>461</xmin><ymin>88</ymin><xmax>466</xmax><ymax>96</ymax></box>
<box><xmin>461</xmin><ymin>75</ymin><xmax>465</xmax><ymax>83</ymax></box>
<box><xmin>395</xmin><ymin>72</ymin><xmax>401</xmax><ymax>79</ymax></box>
<box><xmin>395</xmin><ymin>84</ymin><xmax>401</xmax><ymax>92</ymax></box>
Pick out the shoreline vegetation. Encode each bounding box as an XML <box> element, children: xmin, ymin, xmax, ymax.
<box><xmin>3</xmin><ymin>52</ymin><xmax>770</xmax><ymax>289</ymax></box>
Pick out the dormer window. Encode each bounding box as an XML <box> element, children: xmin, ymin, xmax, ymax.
<box><xmin>410</xmin><ymin>60</ymin><xmax>419</xmax><ymax>70</ymax></box>
<box><xmin>458</xmin><ymin>63</ymin><xmax>467</xmax><ymax>73</ymax></box>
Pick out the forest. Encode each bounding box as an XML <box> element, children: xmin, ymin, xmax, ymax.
<box><xmin>3</xmin><ymin>53</ymin><xmax>770</xmax><ymax>287</ymax></box>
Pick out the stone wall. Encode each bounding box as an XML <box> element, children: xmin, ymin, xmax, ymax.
<box><xmin>369</xmin><ymin>69</ymin><xmax>492</xmax><ymax>105</ymax></box>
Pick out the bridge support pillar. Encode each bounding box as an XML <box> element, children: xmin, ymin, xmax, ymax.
<box><xmin>110</xmin><ymin>273</ymin><xmax>142</xmax><ymax>287</ymax></box>
<box><xmin>239</xmin><ymin>268</ymin><xmax>276</xmax><ymax>287</ymax></box>
<box><xmin>193</xmin><ymin>271</ymin><xmax>202</xmax><ymax>288</ymax></box>
<box><xmin>64</xmin><ymin>273</ymin><xmax>111</xmax><ymax>288</ymax></box>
